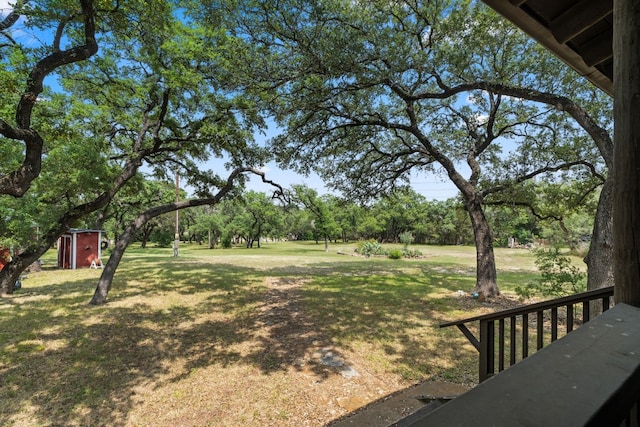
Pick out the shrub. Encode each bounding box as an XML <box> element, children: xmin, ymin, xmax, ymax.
<box><xmin>221</xmin><ymin>234</ymin><xmax>232</xmax><ymax>249</ymax></box>
<box><xmin>151</xmin><ymin>229</ymin><xmax>173</xmax><ymax>248</ymax></box>
<box><xmin>516</xmin><ymin>247</ymin><xmax>586</xmax><ymax>299</ymax></box>
<box><xmin>357</xmin><ymin>240</ymin><xmax>385</xmax><ymax>257</ymax></box>
<box><xmin>402</xmin><ymin>248</ymin><xmax>423</xmax><ymax>258</ymax></box>
<box><xmin>388</xmin><ymin>249</ymin><xmax>403</xmax><ymax>259</ymax></box>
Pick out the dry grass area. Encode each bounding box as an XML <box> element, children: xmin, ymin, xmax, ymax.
<box><xmin>123</xmin><ymin>276</ymin><xmax>410</xmax><ymax>427</ymax></box>
<box><xmin>0</xmin><ymin>243</ymin><xmax>543</xmax><ymax>426</ymax></box>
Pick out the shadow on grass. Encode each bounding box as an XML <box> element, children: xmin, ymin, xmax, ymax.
<box><xmin>291</xmin><ymin>261</ymin><xmax>479</xmax><ymax>381</ymax></box>
<box><xmin>0</xmin><ymin>257</ymin><xmax>485</xmax><ymax>426</ymax></box>
<box><xmin>1</xmin><ymin>261</ymin><xmax>264</xmax><ymax>426</ymax></box>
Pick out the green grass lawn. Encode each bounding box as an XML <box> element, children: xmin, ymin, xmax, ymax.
<box><xmin>0</xmin><ymin>241</ymin><xmax>581</xmax><ymax>426</ymax></box>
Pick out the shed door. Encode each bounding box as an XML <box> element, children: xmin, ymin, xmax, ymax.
<box><xmin>59</xmin><ymin>235</ymin><xmax>72</xmax><ymax>269</ymax></box>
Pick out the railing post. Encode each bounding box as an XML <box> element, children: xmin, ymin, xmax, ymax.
<box><xmin>498</xmin><ymin>318</ymin><xmax>505</xmax><ymax>372</ymax></box>
<box><xmin>522</xmin><ymin>315</ymin><xmax>529</xmax><ymax>358</ymax></box>
<box><xmin>479</xmin><ymin>319</ymin><xmax>494</xmax><ymax>382</ymax></box>
<box><xmin>584</xmin><ymin>301</ymin><xmax>591</xmax><ymax>323</ymax></box>
<box><xmin>510</xmin><ymin>316</ymin><xmax>516</xmax><ymax>365</ymax></box>
<box><xmin>536</xmin><ymin>311</ymin><xmax>544</xmax><ymax>350</ymax></box>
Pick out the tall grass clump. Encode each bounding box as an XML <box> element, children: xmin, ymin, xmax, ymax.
<box><xmin>399</xmin><ymin>231</ymin><xmax>422</xmax><ymax>258</ymax></box>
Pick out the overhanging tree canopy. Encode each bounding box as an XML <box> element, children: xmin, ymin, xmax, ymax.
<box><xmin>215</xmin><ymin>0</ymin><xmax>612</xmax><ymax>298</ymax></box>
<box><xmin>0</xmin><ymin>0</ymin><xmax>276</xmax><ymax>296</ymax></box>
<box><xmin>0</xmin><ymin>0</ymin><xmax>98</xmax><ymax>197</ymax></box>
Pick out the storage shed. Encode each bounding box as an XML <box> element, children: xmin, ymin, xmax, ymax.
<box><xmin>57</xmin><ymin>229</ymin><xmax>103</xmax><ymax>269</ymax></box>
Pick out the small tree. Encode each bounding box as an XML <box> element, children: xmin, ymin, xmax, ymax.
<box><xmin>292</xmin><ymin>185</ymin><xmax>340</xmax><ymax>252</ymax></box>
<box><xmin>399</xmin><ymin>231</ymin><xmax>414</xmax><ymax>250</ymax></box>
<box><xmin>516</xmin><ymin>247</ymin><xmax>586</xmax><ymax>299</ymax></box>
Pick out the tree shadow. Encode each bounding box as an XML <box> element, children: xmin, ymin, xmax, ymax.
<box><xmin>290</xmin><ymin>261</ymin><xmax>480</xmax><ymax>382</ymax></box>
<box><xmin>0</xmin><ymin>279</ymin><xmax>253</xmax><ymax>426</ymax></box>
<box><xmin>0</xmin><ymin>257</ymin><xmax>485</xmax><ymax>426</ymax></box>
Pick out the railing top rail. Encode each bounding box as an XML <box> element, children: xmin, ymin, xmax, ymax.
<box><xmin>440</xmin><ymin>286</ymin><xmax>614</xmax><ymax>328</ymax></box>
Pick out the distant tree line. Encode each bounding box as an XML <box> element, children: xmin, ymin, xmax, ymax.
<box><xmin>99</xmin><ymin>180</ymin><xmax>594</xmax><ymax>252</ymax></box>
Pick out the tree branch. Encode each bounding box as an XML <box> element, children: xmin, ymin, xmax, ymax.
<box><xmin>0</xmin><ymin>0</ymin><xmax>98</xmax><ymax>197</ymax></box>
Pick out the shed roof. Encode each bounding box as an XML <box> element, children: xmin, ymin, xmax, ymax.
<box><xmin>482</xmin><ymin>0</ymin><xmax>613</xmax><ymax>96</ymax></box>
<box><xmin>63</xmin><ymin>228</ymin><xmax>103</xmax><ymax>234</ymax></box>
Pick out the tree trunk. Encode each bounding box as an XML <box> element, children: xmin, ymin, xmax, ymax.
<box><xmin>466</xmin><ymin>196</ymin><xmax>500</xmax><ymax>298</ymax></box>
<box><xmin>91</xmin><ymin>211</ymin><xmax>166</xmax><ymax>304</ymax></box>
<box><xmin>92</xmin><ymin>203</ymin><xmax>170</xmax><ymax>304</ymax></box>
<box><xmin>140</xmin><ymin>224</ymin><xmax>154</xmax><ymax>248</ymax></box>
<box><xmin>0</xmin><ymin>262</ymin><xmax>22</xmax><ymax>295</ymax></box>
<box><xmin>559</xmin><ymin>220</ymin><xmax>577</xmax><ymax>251</ymax></box>
<box><xmin>0</xmin><ymin>248</ymin><xmax>43</xmax><ymax>295</ymax></box>
<box><xmin>613</xmin><ymin>0</ymin><xmax>640</xmax><ymax>307</ymax></box>
<box><xmin>585</xmin><ymin>177</ymin><xmax>614</xmax><ymax>314</ymax></box>
<box><xmin>324</xmin><ymin>235</ymin><xmax>329</xmax><ymax>252</ymax></box>
<box><xmin>88</xmin><ymin>167</ymin><xmax>281</xmax><ymax>304</ymax></box>
<box><xmin>90</xmin><ymin>233</ymin><xmax>132</xmax><ymax>305</ymax></box>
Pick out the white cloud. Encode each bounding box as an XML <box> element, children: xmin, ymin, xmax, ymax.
<box><xmin>0</xmin><ymin>1</ymin><xmax>21</xmax><ymax>25</ymax></box>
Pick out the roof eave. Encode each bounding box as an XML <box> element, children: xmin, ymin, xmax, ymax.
<box><xmin>482</xmin><ymin>0</ymin><xmax>614</xmax><ymax>97</ymax></box>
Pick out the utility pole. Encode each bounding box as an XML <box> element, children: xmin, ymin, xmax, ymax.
<box><xmin>173</xmin><ymin>171</ymin><xmax>179</xmax><ymax>257</ymax></box>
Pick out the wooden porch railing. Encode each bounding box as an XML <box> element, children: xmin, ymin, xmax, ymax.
<box><xmin>403</xmin><ymin>303</ymin><xmax>640</xmax><ymax>427</ymax></box>
<box><xmin>440</xmin><ymin>286</ymin><xmax>615</xmax><ymax>382</ymax></box>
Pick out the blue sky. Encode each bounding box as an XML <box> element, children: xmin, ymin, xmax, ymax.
<box><xmin>223</xmin><ymin>120</ymin><xmax>460</xmax><ymax>201</ymax></box>
<box><xmin>244</xmin><ymin>163</ymin><xmax>459</xmax><ymax>201</ymax></box>
<box><xmin>248</xmin><ymin>166</ymin><xmax>460</xmax><ymax>200</ymax></box>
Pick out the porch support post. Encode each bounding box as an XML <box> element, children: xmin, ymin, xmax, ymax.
<box><xmin>613</xmin><ymin>0</ymin><xmax>640</xmax><ymax>306</ymax></box>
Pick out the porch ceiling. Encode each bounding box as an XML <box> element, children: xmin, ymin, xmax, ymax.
<box><xmin>481</xmin><ymin>0</ymin><xmax>613</xmax><ymax>96</ymax></box>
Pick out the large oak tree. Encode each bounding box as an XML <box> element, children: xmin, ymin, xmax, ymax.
<box><xmin>214</xmin><ymin>0</ymin><xmax>613</xmax><ymax>298</ymax></box>
<box><xmin>0</xmin><ymin>1</ymin><xmax>273</xmax><ymax>295</ymax></box>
